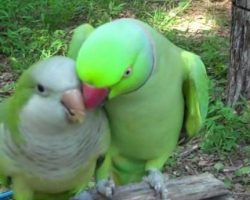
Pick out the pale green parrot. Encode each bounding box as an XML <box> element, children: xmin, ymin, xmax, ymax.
<box><xmin>69</xmin><ymin>18</ymin><xmax>208</xmax><ymax>198</ymax></box>
<box><xmin>0</xmin><ymin>56</ymin><xmax>110</xmax><ymax>200</ymax></box>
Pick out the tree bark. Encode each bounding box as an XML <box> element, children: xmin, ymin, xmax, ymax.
<box><xmin>227</xmin><ymin>0</ymin><xmax>250</xmax><ymax>106</ymax></box>
<box><xmin>89</xmin><ymin>173</ymin><xmax>231</xmax><ymax>200</ymax></box>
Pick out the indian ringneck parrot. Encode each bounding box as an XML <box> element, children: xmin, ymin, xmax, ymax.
<box><xmin>68</xmin><ymin>18</ymin><xmax>208</xmax><ymax>198</ymax></box>
<box><xmin>0</xmin><ymin>56</ymin><xmax>110</xmax><ymax>200</ymax></box>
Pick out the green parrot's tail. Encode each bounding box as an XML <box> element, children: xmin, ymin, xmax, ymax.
<box><xmin>67</xmin><ymin>24</ymin><xmax>94</xmax><ymax>60</ymax></box>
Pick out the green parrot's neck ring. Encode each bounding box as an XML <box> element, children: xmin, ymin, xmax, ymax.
<box><xmin>128</xmin><ymin>25</ymin><xmax>156</xmax><ymax>93</ymax></box>
<box><xmin>143</xmin><ymin>26</ymin><xmax>157</xmax><ymax>73</ymax></box>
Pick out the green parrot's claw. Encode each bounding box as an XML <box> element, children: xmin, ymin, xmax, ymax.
<box><xmin>144</xmin><ymin>169</ymin><xmax>170</xmax><ymax>200</ymax></box>
<box><xmin>96</xmin><ymin>179</ymin><xmax>115</xmax><ymax>199</ymax></box>
<box><xmin>70</xmin><ymin>191</ymin><xmax>93</xmax><ymax>200</ymax></box>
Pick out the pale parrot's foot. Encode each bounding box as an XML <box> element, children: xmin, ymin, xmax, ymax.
<box><xmin>144</xmin><ymin>169</ymin><xmax>170</xmax><ymax>200</ymax></box>
<box><xmin>70</xmin><ymin>191</ymin><xmax>93</xmax><ymax>200</ymax></box>
<box><xmin>96</xmin><ymin>179</ymin><xmax>115</xmax><ymax>199</ymax></box>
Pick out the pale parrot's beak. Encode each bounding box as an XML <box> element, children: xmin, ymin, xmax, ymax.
<box><xmin>61</xmin><ymin>89</ymin><xmax>85</xmax><ymax>123</ymax></box>
<box><xmin>82</xmin><ymin>84</ymin><xmax>109</xmax><ymax>109</ymax></box>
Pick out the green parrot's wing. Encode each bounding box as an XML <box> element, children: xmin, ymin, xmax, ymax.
<box><xmin>67</xmin><ymin>24</ymin><xmax>95</xmax><ymax>60</ymax></box>
<box><xmin>182</xmin><ymin>51</ymin><xmax>209</xmax><ymax>137</ymax></box>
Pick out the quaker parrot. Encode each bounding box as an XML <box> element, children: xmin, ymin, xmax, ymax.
<box><xmin>69</xmin><ymin>18</ymin><xmax>208</xmax><ymax>198</ymax></box>
<box><xmin>0</xmin><ymin>56</ymin><xmax>110</xmax><ymax>200</ymax></box>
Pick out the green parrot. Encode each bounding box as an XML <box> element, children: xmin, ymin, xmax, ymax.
<box><xmin>0</xmin><ymin>56</ymin><xmax>110</xmax><ymax>200</ymax></box>
<box><xmin>69</xmin><ymin>18</ymin><xmax>208</xmax><ymax>198</ymax></box>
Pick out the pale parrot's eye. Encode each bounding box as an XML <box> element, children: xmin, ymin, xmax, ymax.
<box><xmin>123</xmin><ymin>67</ymin><xmax>132</xmax><ymax>78</ymax></box>
<box><xmin>37</xmin><ymin>84</ymin><xmax>45</xmax><ymax>93</ymax></box>
<box><xmin>36</xmin><ymin>84</ymin><xmax>48</xmax><ymax>96</ymax></box>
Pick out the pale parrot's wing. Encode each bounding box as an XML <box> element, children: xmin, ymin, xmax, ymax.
<box><xmin>67</xmin><ymin>24</ymin><xmax>95</xmax><ymax>60</ymax></box>
<box><xmin>0</xmin><ymin>99</ymin><xmax>9</xmax><ymax>125</ymax></box>
<box><xmin>0</xmin><ymin>101</ymin><xmax>8</xmax><ymax>185</ymax></box>
<box><xmin>0</xmin><ymin>102</ymin><xmax>4</xmax><ymax>123</ymax></box>
<box><xmin>182</xmin><ymin>51</ymin><xmax>209</xmax><ymax>137</ymax></box>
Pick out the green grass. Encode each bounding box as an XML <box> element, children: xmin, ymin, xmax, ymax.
<box><xmin>0</xmin><ymin>0</ymin><xmax>190</xmax><ymax>71</ymax></box>
<box><xmin>0</xmin><ymin>0</ymin><xmax>249</xmax><ymax>155</ymax></box>
<box><xmin>201</xmin><ymin>100</ymin><xmax>250</xmax><ymax>153</ymax></box>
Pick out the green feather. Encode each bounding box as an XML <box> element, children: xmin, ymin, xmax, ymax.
<box><xmin>68</xmin><ymin>24</ymin><xmax>94</xmax><ymax>60</ymax></box>
<box><xmin>2</xmin><ymin>68</ymin><xmax>34</xmax><ymax>143</ymax></box>
<box><xmin>182</xmin><ymin>51</ymin><xmax>209</xmax><ymax>136</ymax></box>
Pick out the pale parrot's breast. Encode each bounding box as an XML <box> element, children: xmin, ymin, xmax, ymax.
<box><xmin>0</xmin><ymin>109</ymin><xmax>109</xmax><ymax>193</ymax></box>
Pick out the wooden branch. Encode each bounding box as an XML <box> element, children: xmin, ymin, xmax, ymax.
<box><xmin>180</xmin><ymin>144</ymin><xmax>199</xmax><ymax>158</ymax></box>
<box><xmin>90</xmin><ymin>173</ymin><xmax>231</xmax><ymax>200</ymax></box>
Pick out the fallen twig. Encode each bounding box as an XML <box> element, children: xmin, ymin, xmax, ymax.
<box><xmin>180</xmin><ymin>144</ymin><xmax>199</xmax><ymax>158</ymax></box>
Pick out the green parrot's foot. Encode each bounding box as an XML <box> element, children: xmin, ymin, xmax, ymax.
<box><xmin>96</xmin><ymin>179</ymin><xmax>115</xmax><ymax>199</ymax></box>
<box><xmin>144</xmin><ymin>169</ymin><xmax>170</xmax><ymax>200</ymax></box>
<box><xmin>69</xmin><ymin>191</ymin><xmax>93</xmax><ymax>200</ymax></box>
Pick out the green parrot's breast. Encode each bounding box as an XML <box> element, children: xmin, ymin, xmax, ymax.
<box><xmin>106</xmin><ymin>88</ymin><xmax>184</xmax><ymax>160</ymax></box>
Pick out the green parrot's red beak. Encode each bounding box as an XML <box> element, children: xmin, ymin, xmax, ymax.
<box><xmin>82</xmin><ymin>84</ymin><xmax>109</xmax><ymax>109</ymax></box>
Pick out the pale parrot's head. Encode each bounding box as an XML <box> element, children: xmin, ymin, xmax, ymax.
<box><xmin>76</xmin><ymin>19</ymin><xmax>155</xmax><ymax>109</ymax></box>
<box><xmin>7</xmin><ymin>56</ymin><xmax>85</xmax><ymax>136</ymax></box>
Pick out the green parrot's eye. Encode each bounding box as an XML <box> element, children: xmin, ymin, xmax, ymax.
<box><xmin>123</xmin><ymin>67</ymin><xmax>132</xmax><ymax>78</ymax></box>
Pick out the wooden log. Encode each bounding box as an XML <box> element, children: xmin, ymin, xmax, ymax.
<box><xmin>90</xmin><ymin>173</ymin><xmax>231</xmax><ymax>200</ymax></box>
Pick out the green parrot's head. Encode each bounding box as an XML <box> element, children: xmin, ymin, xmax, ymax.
<box><xmin>76</xmin><ymin>19</ymin><xmax>155</xmax><ymax>109</ymax></box>
<box><xmin>8</xmin><ymin>56</ymin><xmax>85</xmax><ymax>137</ymax></box>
